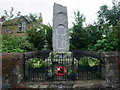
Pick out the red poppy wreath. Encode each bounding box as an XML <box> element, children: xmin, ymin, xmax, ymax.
<box><xmin>56</xmin><ymin>66</ymin><xmax>66</xmax><ymax>76</ymax></box>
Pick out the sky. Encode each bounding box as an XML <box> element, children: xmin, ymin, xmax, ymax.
<box><xmin>0</xmin><ymin>0</ymin><xmax>113</xmax><ymax>27</ymax></box>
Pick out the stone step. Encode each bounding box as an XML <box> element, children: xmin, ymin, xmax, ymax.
<box><xmin>20</xmin><ymin>80</ymin><xmax>106</xmax><ymax>89</ymax></box>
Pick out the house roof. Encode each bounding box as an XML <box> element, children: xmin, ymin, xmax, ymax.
<box><xmin>2</xmin><ymin>15</ymin><xmax>32</xmax><ymax>26</ymax></box>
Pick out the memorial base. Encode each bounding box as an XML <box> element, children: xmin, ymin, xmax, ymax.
<box><xmin>45</xmin><ymin>52</ymin><xmax>78</xmax><ymax>70</ymax></box>
<box><xmin>49</xmin><ymin>51</ymin><xmax>72</xmax><ymax>59</ymax></box>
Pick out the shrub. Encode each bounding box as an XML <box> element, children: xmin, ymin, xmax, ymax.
<box><xmin>2</xmin><ymin>34</ymin><xmax>34</xmax><ymax>52</ymax></box>
<box><xmin>27</xmin><ymin>58</ymin><xmax>47</xmax><ymax>68</ymax></box>
<box><xmin>79</xmin><ymin>57</ymin><xmax>100</xmax><ymax>67</ymax></box>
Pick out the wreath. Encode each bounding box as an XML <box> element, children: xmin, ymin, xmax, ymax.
<box><xmin>56</xmin><ymin>66</ymin><xmax>66</xmax><ymax>76</ymax></box>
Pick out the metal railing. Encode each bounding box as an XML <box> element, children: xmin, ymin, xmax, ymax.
<box><xmin>23</xmin><ymin>53</ymin><xmax>101</xmax><ymax>82</ymax></box>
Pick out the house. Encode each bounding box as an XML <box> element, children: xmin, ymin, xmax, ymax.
<box><xmin>1</xmin><ymin>14</ymin><xmax>42</xmax><ymax>37</ymax></box>
<box><xmin>0</xmin><ymin>16</ymin><xmax>5</xmax><ymax>25</ymax></box>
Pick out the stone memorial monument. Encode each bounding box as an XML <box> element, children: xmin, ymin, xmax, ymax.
<box><xmin>45</xmin><ymin>3</ymin><xmax>77</xmax><ymax>70</ymax></box>
<box><xmin>53</xmin><ymin>3</ymin><xmax>69</xmax><ymax>52</ymax></box>
<box><xmin>51</xmin><ymin>3</ymin><xmax>72</xmax><ymax>58</ymax></box>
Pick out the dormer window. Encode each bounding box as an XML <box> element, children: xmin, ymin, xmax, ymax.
<box><xmin>18</xmin><ymin>22</ymin><xmax>26</xmax><ymax>32</ymax></box>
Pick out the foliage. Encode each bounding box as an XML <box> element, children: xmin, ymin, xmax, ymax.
<box><xmin>4</xmin><ymin>7</ymin><xmax>21</xmax><ymax>31</ymax></box>
<box><xmin>84</xmin><ymin>24</ymin><xmax>102</xmax><ymax>49</ymax></box>
<box><xmin>79</xmin><ymin>57</ymin><xmax>100</xmax><ymax>67</ymax></box>
<box><xmin>44</xmin><ymin>24</ymin><xmax>52</xmax><ymax>50</ymax></box>
<box><xmin>88</xmin><ymin>37</ymin><xmax>118</xmax><ymax>51</ymax></box>
<box><xmin>2</xmin><ymin>34</ymin><xmax>34</xmax><ymax>52</ymax></box>
<box><xmin>29</xmin><ymin>13</ymin><xmax>43</xmax><ymax>26</ymax></box>
<box><xmin>97</xmin><ymin>0</ymin><xmax>120</xmax><ymax>26</ymax></box>
<box><xmin>111</xmin><ymin>22</ymin><xmax>120</xmax><ymax>51</ymax></box>
<box><xmin>88</xmin><ymin>0</ymin><xmax>120</xmax><ymax>51</ymax></box>
<box><xmin>27</xmin><ymin>58</ymin><xmax>47</xmax><ymax>68</ymax></box>
<box><xmin>27</xmin><ymin>25</ymin><xmax>46</xmax><ymax>50</ymax></box>
<box><xmin>27</xmin><ymin>23</ymin><xmax>52</xmax><ymax>50</ymax></box>
<box><xmin>66</xmin><ymin>68</ymin><xmax>73</xmax><ymax>76</ymax></box>
<box><xmin>4</xmin><ymin>7</ymin><xmax>21</xmax><ymax>20</ymax></box>
<box><xmin>29</xmin><ymin>13</ymin><xmax>38</xmax><ymax>22</ymax></box>
<box><xmin>70</xmin><ymin>0</ymin><xmax>119</xmax><ymax>51</ymax></box>
<box><xmin>70</xmin><ymin>11</ymin><xmax>88</xmax><ymax>49</ymax></box>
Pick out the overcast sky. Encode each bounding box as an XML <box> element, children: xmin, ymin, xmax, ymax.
<box><xmin>0</xmin><ymin>0</ymin><xmax>113</xmax><ymax>27</ymax></box>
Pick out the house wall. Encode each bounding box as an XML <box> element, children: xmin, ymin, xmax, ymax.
<box><xmin>1</xmin><ymin>16</ymin><xmax>33</xmax><ymax>37</ymax></box>
<box><xmin>1</xmin><ymin>23</ymin><xmax>31</xmax><ymax>37</ymax></box>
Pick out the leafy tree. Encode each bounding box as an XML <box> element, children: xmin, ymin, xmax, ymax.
<box><xmin>110</xmin><ymin>22</ymin><xmax>120</xmax><ymax>51</ymax></box>
<box><xmin>29</xmin><ymin>13</ymin><xmax>38</xmax><ymax>22</ymax></box>
<box><xmin>85</xmin><ymin>24</ymin><xmax>102</xmax><ymax>49</ymax></box>
<box><xmin>27</xmin><ymin>25</ymin><xmax>46</xmax><ymax>50</ymax></box>
<box><xmin>97</xmin><ymin>0</ymin><xmax>120</xmax><ymax>26</ymax></box>
<box><xmin>29</xmin><ymin>13</ymin><xmax>43</xmax><ymax>27</ymax></box>
<box><xmin>87</xmin><ymin>0</ymin><xmax>120</xmax><ymax>51</ymax></box>
<box><xmin>70</xmin><ymin>11</ymin><xmax>88</xmax><ymax>50</ymax></box>
<box><xmin>4</xmin><ymin>7</ymin><xmax>21</xmax><ymax>21</ymax></box>
<box><xmin>107</xmin><ymin>0</ymin><xmax>120</xmax><ymax>26</ymax></box>
<box><xmin>44</xmin><ymin>24</ymin><xmax>52</xmax><ymax>50</ymax></box>
<box><xmin>3</xmin><ymin>7</ymin><xmax>21</xmax><ymax>33</ymax></box>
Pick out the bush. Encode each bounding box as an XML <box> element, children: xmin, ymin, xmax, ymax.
<box><xmin>27</xmin><ymin>58</ymin><xmax>47</xmax><ymax>68</ymax></box>
<box><xmin>27</xmin><ymin>25</ymin><xmax>46</xmax><ymax>50</ymax></box>
<box><xmin>79</xmin><ymin>57</ymin><xmax>100</xmax><ymax>67</ymax></box>
<box><xmin>2</xmin><ymin>34</ymin><xmax>34</xmax><ymax>52</ymax></box>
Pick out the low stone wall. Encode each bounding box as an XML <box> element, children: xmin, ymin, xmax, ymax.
<box><xmin>101</xmin><ymin>52</ymin><xmax>120</xmax><ymax>88</ymax></box>
<box><xmin>2</xmin><ymin>53</ymin><xmax>23</xmax><ymax>88</ymax></box>
<box><xmin>2</xmin><ymin>50</ymin><xmax>120</xmax><ymax>89</ymax></box>
<box><xmin>78</xmin><ymin>51</ymin><xmax>120</xmax><ymax>89</ymax></box>
<box><xmin>2</xmin><ymin>50</ymin><xmax>51</xmax><ymax>88</ymax></box>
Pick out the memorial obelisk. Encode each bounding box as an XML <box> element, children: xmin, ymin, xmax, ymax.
<box><xmin>51</xmin><ymin>3</ymin><xmax>72</xmax><ymax>58</ymax></box>
<box><xmin>52</xmin><ymin>3</ymin><xmax>69</xmax><ymax>52</ymax></box>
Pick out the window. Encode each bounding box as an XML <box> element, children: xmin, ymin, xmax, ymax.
<box><xmin>18</xmin><ymin>22</ymin><xmax>26</xmax><ymax>32</ymax></box>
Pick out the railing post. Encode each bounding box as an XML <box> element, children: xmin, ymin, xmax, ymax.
<box><xmin>78</xmin><ymin>57</ymin><xmax>80</xmax><ymax>80</ymax></box>
<box><xmin>72</xmin><ymin>53</ymin><xmax>75</xmax><ymax>80</ymax></box>
<box><xmin>51</xmin><ymin>52</ymin><xmax>54</xmax><ymax>81</ymax></box>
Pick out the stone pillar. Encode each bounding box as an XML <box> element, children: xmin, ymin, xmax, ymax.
<box><xmin>53</xmin><ymin>3</ymin><xmax>69</xmax><ymax>52</ymax></box>
<box><xmin>102</xmin><ymin>52</ymin><xmax>120</xmax><ymax>88</ymax></box>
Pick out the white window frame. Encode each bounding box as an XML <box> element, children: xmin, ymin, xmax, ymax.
<box><xmin>18</xmin><ymin>22</ymin><xmax>26</xmax><ymax>32</ymax></box>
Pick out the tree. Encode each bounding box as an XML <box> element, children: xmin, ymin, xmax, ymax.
<box><xmin>97</xmin><ymin>0</ymin><xmax>120</xmax><ymax>26</ymax></box>
<box><xmin>87</xmin><ymin>0</ymin><xmax>120</xmax><ymax>51</ymax></box>
<box><xmin>29</xmin><ymin>13</ymin><xmax>43</xmax><ymax>27</ymax></box>
<box><xmin>84</xmin><ymin>23</ymin><xmax>102</xmax><ymax>49</ymax></box>
<box><xmin>3</xmin><ymin>7</ymin><xmax>21</xmax><ymax>33</ymax></box>
<box><xmin>27</xmin><ymin>25</ymin><xmax>46</xmax><ymax>50</ymax></box>
<box><xmin>70</xmin><ymin>11</ymin><xmax>87</xmax><ymax>49</ymax></box>
<box><xmin>44</xmin><ymin>24</ymin><xmax>52</xmax><ymax>50</ymax></box>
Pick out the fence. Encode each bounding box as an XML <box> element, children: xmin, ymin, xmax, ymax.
<box><xmin>23</xmin><ymin>52</ymin><xmax>101</xmax><ymax>82</ymax></box>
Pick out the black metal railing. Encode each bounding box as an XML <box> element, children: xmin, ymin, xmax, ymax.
<box><xmin>23</xmin><ymin>53</ymin><xmax>101</xmax><ymax>82</ymax></box>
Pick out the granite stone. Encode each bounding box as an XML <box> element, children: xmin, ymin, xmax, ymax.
<box><xmin>53</xmin><ymin>3</ymin><xmax>69</xmax><ymax>52</ymax></box>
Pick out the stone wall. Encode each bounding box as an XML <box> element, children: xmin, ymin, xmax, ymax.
<box><xmin>73</xmin><ymin>50</ymin><xmax>120</xmax><ymax>89</ymax></box>
<box><xmin>101</xmin><ymin>52</ymin><xmax>120</xmax><ymax>88</ymax></box>
<box><xmin>2</xmin><ymin>50</ymin><xmax>120</xmax><ymax>89</ymax></box>
<box><xmin>2</xmin><ymin>50</ymin><xmax>51</xmax><ymax>88</ymax></box>
<box><xmin>2</xmin><ymin>53</ymin><xmax>23</xmax><ymax>88</ymax></box>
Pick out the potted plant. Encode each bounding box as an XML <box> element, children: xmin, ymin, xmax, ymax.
<box><xmin>79</xmin><ymin>57</ymin><xmax>100</xmax><ymax>71</ymax></box>
<box><xmin>27</xmin><ymin>58</ymin><xmax>48</xmax><ymax>72</ymax></box>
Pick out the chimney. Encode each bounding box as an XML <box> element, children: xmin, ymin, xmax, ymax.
<box><xmin>39</xmin><ymin>13</ymin><xmax>43</xmax><ymax>24</ymax></box>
